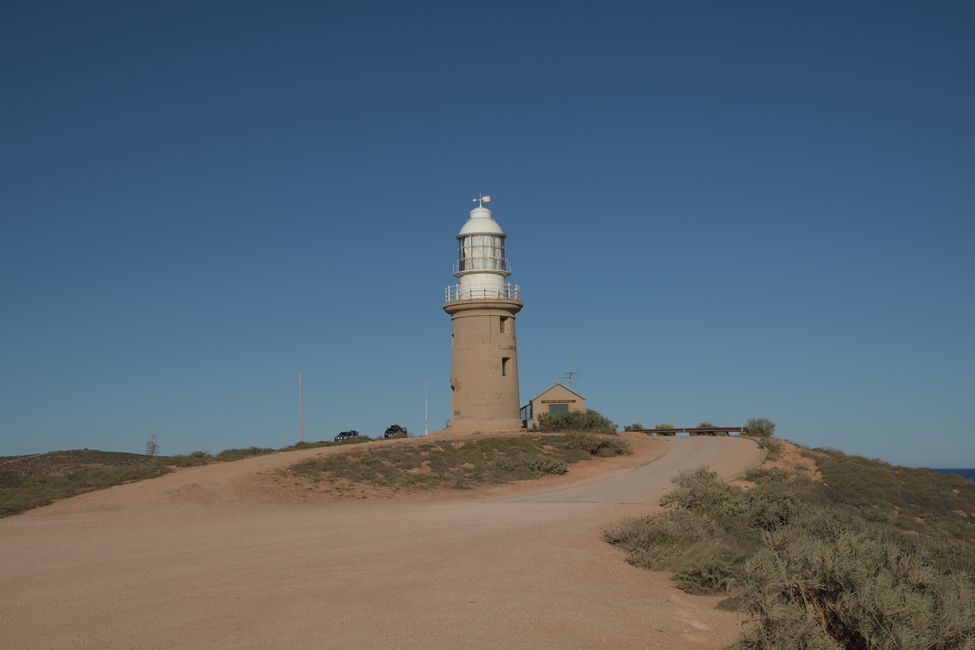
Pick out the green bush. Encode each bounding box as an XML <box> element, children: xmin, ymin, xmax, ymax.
<box><xmin>537</xmin><ymin>409</ymin><xmax>617</xmax><ymax>433</ymax></box>
<box><xmin>561</xmin><ymin>432</ymin><xmax>631</xmax><ymax>457</ymax></box>
<box><xmin>494</xmin><ymin>454</ymin><xmax>567</xmax><ymax>475</ymax></box>
<box><xmin>623</xmin><ymin>423</ymin><xmax>645</xmax><ymax>431</ymax></box>
<box><xmin>743</xmin><ymin>418</ymin><xmax>776</xmax><ymax>438</ymax></box>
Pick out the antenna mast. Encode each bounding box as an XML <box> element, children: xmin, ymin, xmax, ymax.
<box><xmin>298</xmin><ymin>370</ymin><xmax>304</xmax><ymax>443</ymax></box>
<box><xmin>559</xmin><ymin>363</ymin><xmax>580</xmax><ymax>388</ymax></box>
<box><xmin>145</xmin><ymin>432</ymin><xmax>159</xmax><ymax>457</ymax></box>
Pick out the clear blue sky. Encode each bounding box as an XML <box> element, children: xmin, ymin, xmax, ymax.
<box><xmin>1</xmin><ymin>1</ymin><xmax>972</xmax><ymax>467</ymax></box>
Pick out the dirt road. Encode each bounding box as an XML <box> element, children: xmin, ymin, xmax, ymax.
<box><xmin>0</xmin><ymin>435</ymin><xmax>763</xmax><ymax>649</ymax></box>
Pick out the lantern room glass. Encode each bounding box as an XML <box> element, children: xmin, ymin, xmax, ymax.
<box><xmin>457</xmin><ymin>234</ymin><xmax>506</xmax><ymax>272</ymax></box>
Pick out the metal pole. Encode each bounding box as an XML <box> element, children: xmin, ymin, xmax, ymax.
<box><xmin>298</xmin><ymin>370</ymin><xmax>304</xmax><ymax>443</ymax></box>
<box><xmin>424</xmin><ymin>382</ymin><xmax>429</xmax><ymax>436</ymax></box>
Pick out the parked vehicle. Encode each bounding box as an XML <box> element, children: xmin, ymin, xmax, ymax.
<box><xmin>383</xmin><ymin>424</ymin><xmax>408</xmax><ymax>439</ymax></box>
<box><xmin>334</xmin><ymin>430</ymin><xmax>360</xmax><ymax>442</ymax></box>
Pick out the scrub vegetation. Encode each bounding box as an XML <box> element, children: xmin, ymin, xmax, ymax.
<box><xmin>0</xmin><ymin>431</ymin><xmax>625</xmax><ymax>516</ymax></box>
<box><xmin>289</xmin><ymin>433</ymin><xmax>630</xmax><ymax>490</ymax></box>
<box><xmin>0</xmin><ymin>450</ymin><xmax>170</xmax><ymax>517</ymax></box>
<box><xmin>605</xmin><ymin>448</ymin><xmax>975</xmax><ymax>649</ymax></box>
<box><xmin>754</xmin><ymin>437</ymin><xmax>782</xmax><ymax>459</ymax></box>
<box><xmin>164</xmin><ymin>437</ymin><xmax>371</xmax><ymax>466</ymax></box>
<box><xmin>743</xmin><ymin>417</ymin><xmax>776</xmax><ymax>438</ymax></box>
<box><xmin>690</xmin><ymin>421</ymin><xmax>726</xmax><ymax>436</ymax></box>
<box><xmin>535</xmin><ymin>409</ymin><xmax>617</xmax><ymax>433</ymax></box>
<box><xmin>0</xmin><ymin>437</ymin><xmax>373</xmax><ymax>517</ymax></box>
<box><xmin>654</xmin><ymin>423</ymin><xmax>677</xmax><ymax>435</ymax></box>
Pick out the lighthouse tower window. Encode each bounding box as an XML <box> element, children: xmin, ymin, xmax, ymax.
<box><xmin>501</xmin><ymin>356</ymin><xmax>510</xmax><ymax>377</ymax></box>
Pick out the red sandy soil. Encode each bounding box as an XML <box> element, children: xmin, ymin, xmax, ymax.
<box><xmin>0</xmin><ymin>433</ymin><xmax>764</xmax><ymax>649</ymax></box>
<box><xmin>763</xmin><ymin>439</ymin><xmax>822</xmax><ymax>480</ymax></box>
<box><xmin>732</xmin><ymin>438</ymin><xmax>821</xmax><ymax>490</ymax></box>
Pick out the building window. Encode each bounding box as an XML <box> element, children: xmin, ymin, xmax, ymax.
<box><xmin>549</xmin><ymin>403</ymin><xmax>569</xmax><ymax>415</ymax></box>
<box><xmin>501</xmin><ymin>356</ymin><xmax>510</xmax><ymax>376</ymax></box>
<box><xmin>500</xmin><ymin>317</ymin><xmax>508</xmax><ymax>333</ymax></box>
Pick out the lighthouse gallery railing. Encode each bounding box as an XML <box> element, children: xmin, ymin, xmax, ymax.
<box><xmin>444</xmin><ymin>284</ymin><xmax>521</xmax><ymax>302</ymax></box>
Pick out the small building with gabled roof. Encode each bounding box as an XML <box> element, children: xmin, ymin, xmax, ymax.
<box><xmin>520</xmin><ymin>383</ymin><xmax>586</xmax><ymax>429</ymax></box>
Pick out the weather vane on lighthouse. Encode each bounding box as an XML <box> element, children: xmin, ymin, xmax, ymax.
<box><xmin>473</xmin><ymin>194</ymin><xmax>492</xmax><ymax>208</ymax></box>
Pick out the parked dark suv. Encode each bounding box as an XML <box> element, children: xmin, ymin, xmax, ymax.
<box><xmin>383</xmin><ymin>424</ymin><xmax>408</xmax><ymax>439</ymax></box>
<box><xmin>334</xmin><ymin>430</ymin><xmax>360</xmax><ymax>442</ymax></box>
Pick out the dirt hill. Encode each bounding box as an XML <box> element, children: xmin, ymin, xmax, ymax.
<box><xmin>0</xmin><ymin>434</ymin><xmax>765</xmax><ymax>649</ymax></box>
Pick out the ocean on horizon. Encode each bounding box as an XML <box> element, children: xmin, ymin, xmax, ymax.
<box><xmin>934</xmin><ymin>468</ymin><xmax>975</xmax><ymax>481</ymax></box>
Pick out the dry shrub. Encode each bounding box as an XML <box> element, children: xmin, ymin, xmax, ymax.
<box><xmin>605</xmin><ymin>460</ymin><xmax>975</xmax><ymax>649</ymax></box>
<box><xmin>743</xmin><ymin>418</ymin><xmax>776</xmax><ymax>438</ymax></box>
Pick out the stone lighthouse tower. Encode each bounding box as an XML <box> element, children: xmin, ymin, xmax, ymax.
<box><xmin>443</xmin><ymin>198</ymin><xmax>524</xmax><ymax>432</ymax></box>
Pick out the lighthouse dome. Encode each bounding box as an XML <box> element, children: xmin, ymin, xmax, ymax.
<box><xmin>458</xmin><ymin>205</ymin><xmax>505</xmax><ymax>236</ymax></box>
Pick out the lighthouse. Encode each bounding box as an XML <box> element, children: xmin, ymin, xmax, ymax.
<box><xmin>443</xmin><ymin>197</ymin><xmax>524</xmax><ymax>432</ymax></box>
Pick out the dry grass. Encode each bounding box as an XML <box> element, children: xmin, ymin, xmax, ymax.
<box><xmin>289</xmin><ymin>433</ymin><xmax>630</xmax><ymax>491</ymax></box>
